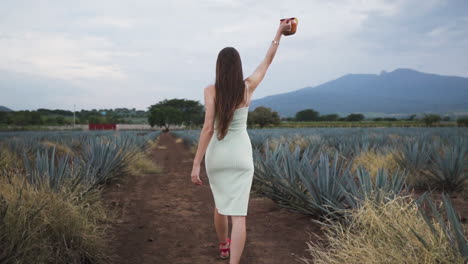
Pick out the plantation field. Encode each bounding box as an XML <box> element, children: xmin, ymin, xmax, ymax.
<box><xmin>0</xmin><ymin>130</ymin><xmax>161</xmax><ymax>263</ymax></box>
<box><xmin>173</xmin><ymin>127</ymin><xmax>468</xmax><ymax>263</ymax></box>
<box><xmin>277</xmin><ymin>120</ymin><xmax>457</xmax><ymax>128</ymax></box>
<box><xmin>1</xmin><ymin>127</ymin><xmax>467</xmax><ymax>263</ymax></box>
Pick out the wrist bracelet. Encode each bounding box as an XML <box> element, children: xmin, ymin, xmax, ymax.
<box><xmin>272</xmin><ymin>40</ymin><xmax>279</xmax><ymax>45</ymax></box>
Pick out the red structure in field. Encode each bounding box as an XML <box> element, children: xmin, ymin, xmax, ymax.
<box><xmin>89</xmin><ymin>123</ymin><xmax>116</xmax><ymax>130</ymax></box>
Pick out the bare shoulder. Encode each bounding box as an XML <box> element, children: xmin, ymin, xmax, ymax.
<box><xmin>204</xmin><ymin>84</ymin><xmax>215</xmax><ymax>104</ymax></box>
<box><xmin>204</xmin><ymin>84</ymin><xmax>215</xmax><ymax>95</ymax></box>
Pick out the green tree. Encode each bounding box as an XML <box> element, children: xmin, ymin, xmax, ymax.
<box><xmin>456</xmin><ymin>116</ymin><xmax>468</xmax><ymax>127</ymax></box>
<box><xmin>247</xmin><ymin>106</ymin><xmax>280</xmax><ymax>128</ymax></box>
<box><xmin>148</xmin><ymin>99</ymin><xmax>203</xmax><ymax>127</ymax></box>
<box><xmin>148</xmin><ymin>106</ymin><xmax>184</xmax><ymax>131</ymax></box>
<box><xmin>88</xmin><ymin>115</ymin><xmax>105</xmax><ymax>124</ymax></box>
<box><xmin>406</xmin><ymin>114</ymin><xmax>417</xmax><ymax>121</ymax></box>
<box><xmin>346</xmin><ymin>113</ymin><xmax>365</xmax><ymax>122</ymax></box>
<box><xmin>10</xmin><ymin>111</ymin><xmax>43</xmax><ymax>126</ymax></box>
<box><xmin>422</xmin><ymin>114</ymin><xmax>441</xmax><ymax>126</ymax></box>
<box><xmin>55</xmin><ymin>116</ymin><xmax>65</xmax><ymax>125</ymax></box>
<box><xmin>0</xmin><ymin>111</ymin><xmax>11</xmax><ymax>124</ymax></box>
<box><xmin>295</xmin><ymin>109</ymin><xmax>320</xmax><ymax>121</ymax></box>
<box><xmin>320</xmin><ymin>114</ymin><xmax>339</xmax><ymax>121</ymax></box>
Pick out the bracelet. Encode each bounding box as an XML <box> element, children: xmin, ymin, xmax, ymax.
<box><xmin>272</xmin><ymin>40</ymin><xmax>279</xmax><ymax>45</ymax></box>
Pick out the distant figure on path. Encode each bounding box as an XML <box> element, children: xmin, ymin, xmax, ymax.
<box><xmin>191</xmin><ymin>19</ymin><xmax>293</xmax><ymax>263</ymax></box>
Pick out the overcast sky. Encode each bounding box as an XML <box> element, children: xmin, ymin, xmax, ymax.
<box><xmin>1</xmin><ymin>0</ymin><xmax>467</xmax><ymax>111</ymax></box>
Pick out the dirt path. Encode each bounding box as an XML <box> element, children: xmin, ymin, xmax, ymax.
<box><xmin>104</xmin><ymin>132</ymin><xmax>322</xmax><ymax>264</ymax></box>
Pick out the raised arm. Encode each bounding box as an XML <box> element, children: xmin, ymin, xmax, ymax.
<box><xmin>245</xmin><ymin>20</ymin><xmax>291</xmax><ymax>94</ymax></box>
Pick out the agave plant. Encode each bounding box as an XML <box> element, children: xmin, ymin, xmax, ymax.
<box><xmin>253</xmin><ymin>142</ymin><xmax>354</xmax><ymax>218</ymax></box>
<box><xmin>413</xmin><ymin>192</ymin><xmax>468</xmax><ymax>263</ymax></box>
<box><xmin>341</xmin><ymin>167</ymin><xmax>408</xmax><ymax>210</ymax></box>
<box><xmin>254</xmin><ymin>140</ymin><xmax>412</xmax><ymax>219</ymax></box>
<box><xmin>79</xmin><ymin>135</ymin><xmax>141</xmax><ymax>185</ymax></box>
<box><xmin>394</xmin><ymin>139</ymin><xmax>433</xmax><ymax>173</ymax></box>
<box><xmin>424</xmin><ymin>140</ymin><xmax>467</xmax><ymax>191</ymax></box>
<box><xmin>23</xmin><ymin>147</ymin><xmax>72</xmax><ymax>190</ymax></box>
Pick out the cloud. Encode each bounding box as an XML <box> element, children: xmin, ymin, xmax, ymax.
<box><xmin>83</xmin><ymin>17</ymin><xmax>134</xmax><ymax>29</ymax></box>
<box><xmin>0</xmin><ymin>0</ymin><xmax>466</xmax><ymax>110</ymax></box>
<box><xmin>0</xmin><ymin>30</ymin><xmax>130</xmax><ymax>81</ymax></box>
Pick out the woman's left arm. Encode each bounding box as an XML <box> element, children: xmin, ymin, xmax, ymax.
<box><xmin>191</xmin><ymin>85</ymin><xmax>215</xmax><ymax>185</ymax></box>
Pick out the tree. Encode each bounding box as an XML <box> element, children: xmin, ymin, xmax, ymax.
<box><xmin>295</xmin><ymin>109</ymin><xmax>320</xmax><ymax>121</ymax></box>
<box><xmin>148</xmin><ymin>99</ymin><xmax>204</xmax><ymax>127</ymax></box>
<box><xmin>0</xmin><ymin>111</ymin><xmax>10</xmax><ymax>124</ymax></box>
<box><xmin>148</xmin><ymin>106</ymin><xmax>184</xmax><ymax>131</ymax></box>
<box><xmin>88</xmin><ymin>115</ymin><xmax>105</xmax><ymax>124</ymax></box>
<box><xmin>55</xmin><ymin>116</ymin><xmax>65</xmax><ymax>125</ymax></box>
<box><xmin>346</xmin><ymin>113</ymin><xmax>365</xmax><ymax>122</ymax></box>
<box><xmin>457</xmin><ymin>116</ymin><xmax>468</xmax><ymax>127</ymax></box>
<box><xmin>422</xmin><ymin>114</ymin><xmax>441</xmax><ymax>126</ymax></box>
<box><xmin>406</xmin><ymin>114</ymin><xmax>417</xmax><ymax>121</ymax></box>
<box><xmin>247</xmin><ymin>106</ymin><xmax>280</xmax><ymax>128</ymax></box>
<box><xmin>320</xmin><ymin>114</ymin><xmax>339</xmax><ymax>121</ymax></box>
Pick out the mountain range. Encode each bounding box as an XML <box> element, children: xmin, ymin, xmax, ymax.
<box><xmin>0</xmin><ymin>106</ymin><xmax>12</xmax><ymax>112</ymax></box>
<box><xmin>250</xmin><ymin>68</ymin><xmax>468</xmax><ymax>117</ymax></box>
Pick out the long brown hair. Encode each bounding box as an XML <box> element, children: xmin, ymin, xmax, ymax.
<box><xmin>214</xmin><ymin>47</ymin><xmax>246</xmax><ymax>140</ymax></box>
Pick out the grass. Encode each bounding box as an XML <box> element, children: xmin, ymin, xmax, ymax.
<box><xmin>128</xmin><ymin>151</ymin><xmax>162</xmax><ymax>175</ymax></box>
<box><xmin>299</xmin><ymin>195</ymin><xmax>467</xmax><ymax>264</ymax></box>
<box><xmin>352</xmin><ymin>150</ymin><xmax>399</xmax><ymax>177</ymax></box>
<box><xmin>0</xmin><ymin>147</ymin><xmax>22</xmax><ymax>170</ymax></box>
<box><xmin>0</xmin><ymin>171</ymin><xmax>111</xmax><ymax>264</ymax></box>
<box><xmin>41</xmin><ymin>140</ymin><xmax>75</xmax><ymax>157</ymax></box>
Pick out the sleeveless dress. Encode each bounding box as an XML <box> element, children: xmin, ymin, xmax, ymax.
<box><xmin>205</xmin><ymin>87</ymin><xmax>254</xmax><ymax>216</ymax></box>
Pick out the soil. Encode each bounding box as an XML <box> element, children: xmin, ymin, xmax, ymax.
<box><xmin>104</xmin><ymin>132</ymin><xmax>323</xmax><ymax>264</ymax></box>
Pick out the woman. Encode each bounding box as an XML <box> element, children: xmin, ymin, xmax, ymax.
<box><xmin>190</xmin><ymin>19</ymin><xmax>292</xmax><ymax>263</ymax></box>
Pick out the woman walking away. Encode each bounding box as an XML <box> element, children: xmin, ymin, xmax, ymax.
<box><xmin>190</xmin><ymin>19</ymin><xmax>293</xmax><ymax>264</ymax></box>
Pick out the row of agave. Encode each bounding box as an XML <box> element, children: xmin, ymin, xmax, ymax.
<box><xmin>253</xmin><ymin>142</ymin><xmax>407</xmax><ymax>218</ymax></box>
<box><xmin>1</xmin><ymin>130</ymin><xmax>161</xmax><ymax>192</ymax></box>
<box><xmin>171</xmin><ymin>127</ymin><xmax>468</xmax><ymax>261</ymax></box>
<box><xmin>173</xmin><ymin>127</ymin><xmax>468</xmax><ymax>191</ymax></box>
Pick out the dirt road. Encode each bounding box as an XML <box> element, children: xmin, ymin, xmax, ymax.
<box><xmin>104</xmin><ymin>132</ymin><xmax>322</xmax><ymax>264</ymax></box>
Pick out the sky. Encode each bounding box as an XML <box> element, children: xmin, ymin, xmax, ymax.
<box><xmin>1</xmin><ymin>0</ymin><xmax>467</xmax><ymax>111</ymax></box>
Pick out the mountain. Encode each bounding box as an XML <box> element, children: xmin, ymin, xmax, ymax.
<box><xmin>0</xmin><ymin>106</ymin><xmax>13</xmax><ymax>112</ymax></box>
<box><xmin>250</xmin><ymin>68</ymin><xmax>468</xmax><ymax>117</ymax></box>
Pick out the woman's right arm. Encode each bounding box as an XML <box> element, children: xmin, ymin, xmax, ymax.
<box><xmin>245</xmin><ymin>20</ymin><xmax>291</xmax><ymax>94</ymax></box>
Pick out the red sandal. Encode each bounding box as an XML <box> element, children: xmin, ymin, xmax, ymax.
<box><xmin>219</xmin><ymin>237</ymin><xmax>231</xmax><ymax>259</ymax></box>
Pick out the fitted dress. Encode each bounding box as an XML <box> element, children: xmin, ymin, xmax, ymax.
<box><xmin>205</xmin><ymin>104</ymin><xmax>254</xmax><ymax>216</ymax></box>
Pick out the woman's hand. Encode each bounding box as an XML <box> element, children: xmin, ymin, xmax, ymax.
<box><xmin>191</xmin><ymin>164</ymin><xmax>203</xmax><ymax>185</ymax></box>
<box><xmin>279</xmin><ymin>19</ymin><xmax>292</xmax><ymax>34</ymax></box>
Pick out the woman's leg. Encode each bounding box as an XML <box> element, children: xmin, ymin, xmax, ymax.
<box><xmin>214</xmin><ymin>208</ymin><xmax>229</xmax><ymax>242</ymax></box>
<box><xmin>230</xmin><ymin>215</ymin><xmax>246</xmax><ymax>264</ymax></box>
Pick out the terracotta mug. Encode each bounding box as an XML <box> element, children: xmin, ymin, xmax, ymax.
<box><xmin>280</xmin><ymin>17</ymin><xmax>298</xmax><ymax>36</ymax></box>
